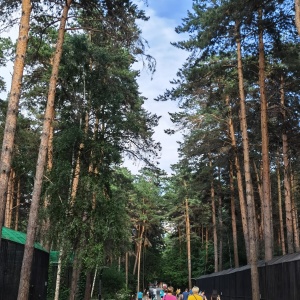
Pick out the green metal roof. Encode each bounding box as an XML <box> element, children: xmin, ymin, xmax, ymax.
<box><xmin>1</xmin><ymin>226</ymin><xmax>48</xmax><ymax>252</ymax></box>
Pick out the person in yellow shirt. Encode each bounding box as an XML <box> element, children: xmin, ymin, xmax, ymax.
<box><xmin>187</xmin><ymin>286</ymin><xmax>203</xmax><ymax>300</ymax></box>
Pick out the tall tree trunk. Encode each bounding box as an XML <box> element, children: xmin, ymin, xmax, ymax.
<box><xmin>209</xmin><ymin>157</ymin><xmax>218</xmax><ymax>273</ymax></box>
<box><xmin>253</xmin><ymin>161</ymin><xmax>264</xmax><ymax>241</ymax></box>
<box><xmin>218</xmin><ymin>169</ymin><xmax>223</xmax><ymax>271</ymax></box>
<box><xmin>205</xmin><ymin>227</ymin><xmax>209</xmax><ymax>266</ymax></box>
<box><xmin>41</xmin><ymin>122</ymin><xmax>54</xmax><ymax>251</ymax></box>
<box><xmin>290</xmin><ymin>170</ymin><xmax>300</xmax><ymax>252</ymax></box>
<box><xmin>0</xmin><ymin>0</ymin><xmax>32</xmax><ymax>242</ymax></box>
<box><xmin>14</xmin><ymin>178</ymin><xmax>21</xmax><ymax>230</ymax></box>
<box><xmin>125</xmin><ymin>252</ymin><xmax>128</xmax><ymax>288</ymax></box>
<box><xmin>69</xmin><ymin>249</ymin><xmax>82</xmax><ymax>300</ymax></box>
<box><xmin>185</xmin><ymin>194</ymin><xmax>192</xmax><ymax>289</ymax></box>
<box><xmin>226</xmin><ymin>95</ymin><xmax>249</xmax><ymax>262</ymax></box>
<box><xmin>218</xmin><ymin>193</ymin><xmax>223</xmax><ymax>271</ymax></box>
<box><xmin>229</xmin><ymin>161</ymin><xmax>239</xmax><ymax>268</ymax></box>
<box><xmin>276</xmin><ymin>152</ymin><xmax>286</xmax><ymax>255</ymax></box>
<box><xmin>295</xmin><ymin>0</ymin><xmax>300</xmax><ymax>35</ymax></box>
<box><xmin>4</xmin><ymin>169</ymin><xmax>14</xmax><ymax>227</ymax></box>
<box><xmin>291</xmin><ymin>190</ymin><xmax>300</xmax><ymax>252</ymax></box>
<box><xmin>136</xmin><ymin>224</ymin><xmax>145</xmax><ymax>293</ymax></box>
<box><xmin>84</xmin><ymin>272</ymin><xmax>92</xmax><ymax>300</ymax></box>
<box><xmin>258</xmin><ymin>8</ymin><xmax>273</xmax><ymax>261</ymax></box>
<box><xmin>280</xmin><ymin>76</ymin><xmax>294</xmax><ymax>254</ymax></box>
<box><xmin>17</xmin><ymin>2</ymin><xmax>73</xmax><ymax>299</ymax></box>
<box><xmin>54</xmin><ymin>249</ymin><xmax>63</xmax><ymax>300</ymax></box>
<box><xmin>235</xmin><ymin>21</ymin><xmax>260</xmax><ymax>300</ymax></box>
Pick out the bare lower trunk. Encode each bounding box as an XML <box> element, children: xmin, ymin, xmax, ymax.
<box><xmin>235</xmin><ymin>21</ymin><xmax>260</xmax><ymax>300</ymax></box>
<box><xmin>229</xmin><ymin>161</ymin><xmax>239</xmax><ymax>268</ymax></box>
<box><xmin>185</xmin><ymin>194</ymin><xmax>192</xmax><ymax>289</ymax></box>
<box><xmin>209</xmin><ymin>157</ymin><xmax>218</xmax><ymax>273</ymax></box>
<box><xmin>4</xmin><ymin>169</ymin><xmax>14</xmax><ymax>228</ymax></box>
<box><xmin>280</xmin><ymin>76</ymin><xmax>294</xmax><ymax>254</ymax></box>
<box><xmin>69</xmin><ymin>250</ymin><xmax>82</xmax><ymax>300</ymax></box>
<box><xmin>253</xmin><ymin>161</ymin><xmax>263</xmax><ymax>241</ymax></box>
<box><xmin>17</xmin><ymin>2</ymin><xmax>73</xmax><ymax>299</ymax></box>
<box><xmin>54</xmin><ymin>249</ymin><xmax>63</xmax><ymax>300</ymax></box>
<box><xmin>258</xmin><ymin>8</ymin><xmax>273</xmax><ymax>261</ymax></box>
<box><xmin>226</xmin><ymin>95</ymin><xmax>249</xmax><ymax>262</ymax></box>
<box><xmin>295</xmin><ymin>0</ymin><xmax>300</xmax><ymax>35</ymax></box>
<box><xmin>125</xmin><ymin>252</ymin><xmax>128</xmax><ymax>288</ymax></box>
<box><xmin>84</xmin><ymin>272</ymin><xmax>92</xmax><ymax>300</ymax></box>
<box><xmin>291</xmin><ymin>182</ymin><xmax>300</xmax><ymax>252</ymax></box>
<box><xmin>276</xmin><ymin>153</ymin><xmax>286</xmax><ymax>255</ymax></box>
<box><xmin>0</xmin><ymin>0</ymin><xmax>32</xmax><ymax>242</ymax></box>
<box><xmin>14</xmin><ymin>178</ymin><xmax>20</xmax><ymax>230</ymax></box>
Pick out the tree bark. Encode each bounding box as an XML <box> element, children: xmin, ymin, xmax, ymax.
<box><xmin>17</xmin><ymin>1</ymin><xmax>73</xmax><ymax>299</ymax></box>
<box><xmin>291</xmin><ymin>173</ymin><xmax>300</xmax><ymax>252</ymax></box>
<box><xmin>226</xmin><ymin>95</ymin><xmax>249</xmax><ymax>263</ymax></box>
<box><xmin>218</xmin><ymin>169</ymin><xmax>223</xmax><ymax>271</ymax></box>
<box><xmin>14</xmin><ymin>178</ymin><xmax>20</xmax><ymax>231</ymax></box>
<box><xmin>41</xmin><ymin>122</ymin><xmax>54</xmax><ymax>251</ymax></box>
<box><xmin>258</xmin><ymin>8</ymin><xmax>273</xmax><ymax>261</ymax></box>
<box><xmin>229</xmin><ymin>161</ymin><xmax>239</xmax><ymax>268</ymax></box>
<box><xmin>253</xmin><ymin>161</ymin><xmax>264</xmax><ymax>241</ymax></box>
<box><xmin>185</xmin><ymin>193</ymin><xmax>192</xmax><ymax>289</ymax></box>
<box><xmin>4</xmin><ymin>169</ymin><xmax>14</xmax><ymax>228</ymax></box>
<box><xmin>0</xmin><ymin>0</ymin><xmax>32</xmax><ymax>243</ymax></box>
<box><xmin>235</xmin><ymin>21</ymin><xmax>260</xmax><ymax>300</ymax></box>
<box><xmin>276</xmin><ymin>152</ymin><xmax>286</xmax><ymax>255</ymax></box>
<box><xmin>295</xmin><ymin>0</ymin><xmax>300</xmax><ymax>35</ymax></box>
<box><xmin>84</xmin><ymin>272</ymin><xmax>92</xmax><ymax>300</ymax></box>
<box><xmin>280</xmin><ymin>76</ymin><xmax>294</xmax><ymax>254</ymax></box>
<box><xmin>209</xmin><ymin>157</ymin><xmax>218</xmax><ymax>273</ymax></box>
<box><xmin>69</xmin><ymin>249</ymin><xmax>82</xmax><ymax>300</ymax></box>
<box><xmin>54</xmin><ymin>249</ymin><xmax>63</xmax><ymax>300</ymax></box>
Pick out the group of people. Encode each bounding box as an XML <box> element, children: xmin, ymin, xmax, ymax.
<box><xmin>137</xmin><ymin>286</ymin><xmax>221</xmax><ymax>300</ymax></box>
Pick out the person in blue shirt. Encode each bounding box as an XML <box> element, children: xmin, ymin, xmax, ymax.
<box><xmin>182</xmin><ymin>288</ymin><xmax>189</xmax><ymax>300</ymax></box>
<box><xmin>137</xmin><ymin>291</ymin><xmax>143</xmax><ymax>300</ymax></box>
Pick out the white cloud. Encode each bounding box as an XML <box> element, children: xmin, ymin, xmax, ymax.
<box><xmin>124</xmin><ymin>6</ymin><xmax>189</xmax><ymax>174</ymax></box>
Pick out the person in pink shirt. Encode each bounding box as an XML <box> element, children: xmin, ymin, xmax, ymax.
<box><xmin>163</xmin><ymin>286</ymin><xmax>177</xmax><ymax>300</ymax></box>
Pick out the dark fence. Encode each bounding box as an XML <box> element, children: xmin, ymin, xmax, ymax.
<box><xmin>195</xmin><ymin>252</ymin><xmax>300</xmax><ymax>300</ymax></box>
<box><xmin>0</xmin><ymin>233</ymin><xmax>49</xmax><ymax>300</ymax></box>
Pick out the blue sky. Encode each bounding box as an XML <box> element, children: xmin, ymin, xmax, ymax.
<box><xmin>146</xmin><ymin>0</ymin><xmax>193</xmax><ymax>21</ymax></box>
<box><xmin>124</xmin><ymin>0</ymin><xmax>193</xmax><ymax>174</ymax></box>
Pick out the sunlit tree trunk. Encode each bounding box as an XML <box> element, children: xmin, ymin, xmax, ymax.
<box><xmin>280</xmin><ymin>76</ymin><xmax>294</xmax><ymax>254</ymax></box>
<box><xmin>226</xmin><ymin>95</ymin><xmax>249</xmax><ymax>262</ymax></box>
<box><xmin>218</xmin><ymin>169</ymin><xmax>223</xmax><ymax>271</ymax></box>
<box><xmin>235</xmin><ymin>21</ymin><xmax>260</xmax><ymax>300</ymax></box>
<box><xmin>41</xmin><ymin>122</ymin><xmax>54</xmax><ymax>251</ymax></box>
<box><xmin>136</xmin><ymin>223</ymin><xmax>145</xmax><ymax>293</ymax></box>
<box><xmin>17</xmin><ymin>2</ymin><xmax>73</xmax><ymax>299</ymax></box>
<box><xmin>14</xmin><ymin>178</ymin><xmax>20</xmax><ymax>230</ymax></box>
<box><xmin>258</xmin><ymin>8</ymin><xmax>273</xmax><ymax>261</ymax></box>
<box><xmin>54</xmin><ymin>249</ymin><xmax>63</xmax><ymax>300</ymax></box>
<box><xmin>295</xmin><ymin>0</ymin><xmax>300</xmax><ymax>35</ymax></box>
<box><xmin>209</xmin><ymin>157</ymin><xmax>218</xmax><ymax>273</ymax></box>
<box><xmin>0</xmin><ymin>0</ymin><xmax>32</xmax><ymax>242</ymax></box>
<box><xmin>4</xmin><ymin>169</ymin><xmax>14</xmax><ymax>228</ymax></box>
<box><xmin>185</xmin><ymin>193</ymin><xmax>192</xmax><ymax>289</ymax></box>
<box><xmin>253</xmin><ymin>161</ymin><xmax>264</xmax><ymax>241</ymax></box>
<box><xmin>229</xmin><ymin>161</ymin><xmax>239</xmax><ymax>268</ymax></box>
<box><xmin>276</xmin><ymin>152</ymin><xmax>286</xmax><ymax>255</ymax></box>
<box><xmin>125</xmin><ymin>252</ymin><xmax>128</xmax><ymax>288</ymax></box>
<box><xmin>291</xmin><ymin>172</ymin><xmax>300</xmax><ymax>252</ymax></box>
